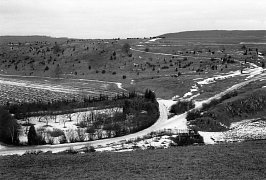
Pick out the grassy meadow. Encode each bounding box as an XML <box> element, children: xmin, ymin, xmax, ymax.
<box><xmin>0</xmin><ymin>140</ymin><xmax>266</xmax><ymax>179</ymax></box>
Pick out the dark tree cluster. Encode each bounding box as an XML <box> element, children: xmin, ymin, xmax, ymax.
<box><xmin>0</xmin><ymin>108</ymin><xmax>20</xmax><ymax>145</ymax></box>
<box><xmin>1</xmin><ymin>92</ymin><xmax>139</xmax><ymax>119</ymax></box>
<box><xmin>170</xmin><ymin>100</ymin><xmax>195</xmax><ymax>115</ymax></box>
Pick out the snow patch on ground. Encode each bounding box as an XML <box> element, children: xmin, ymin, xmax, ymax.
<box><xmin>244</xmin><ymin>63</ymin><xmax>264</xmax><ymax>80</ymax></box>
<box><xmin>199</xmin><ymin>119</ymin><xmax>266</xmax><ymax>144</ymax></box>
<box><xmin>18</xmin><ymin>107</ymin><xmax>122</xmax><ymax>144</ymax></box>
<box><xmin>146</xmin><ymin>38</ymin><xmax>161</xmax><ymax>43</ymax></box>
<box><xmin>115</xmin><ymin>82</ymin><xmax>127</xmax><ymax>91</ymax></box>
<box><xmin>197</xmin><ymin>70</ymin><xmax>241</xmax><ymax>85</ymax></box>
<box><xmin>198</xmin><ymin>132</ymin><xmax>223</xmax><ymax>144</ymax></box>
<box><xmin>0</xmin><ymin>144</ymin><xmax>6</xmax><ymax>150</ymax></box>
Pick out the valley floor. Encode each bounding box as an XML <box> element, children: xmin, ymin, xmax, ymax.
<box><xmin>1</xmin><ymin>52</ymin><xmax>266</xmax><ymax>155</ymax></box>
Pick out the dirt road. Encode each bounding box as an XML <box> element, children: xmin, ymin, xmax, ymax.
<box><xmin>1</xmin><ymin>69</ymin><xmax>265</xmax><ymax>155</ymax></box>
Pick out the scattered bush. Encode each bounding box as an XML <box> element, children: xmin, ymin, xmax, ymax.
<box><xmin>170</xmin><ymin>134</ymin><xmax>204</xmax><ymax>146</ymax></box>
<box><xmin>161</xmin><ymin>66</ymin><xmax>169</xmax><ymax>69</ymax></box>
<box><xmin>170</xmin><ymin>100</ymin><xmax>195</xmax><ymax>115</ymax></box>
<box><xmin>189</xmin><ymin>117</ymin><xmax>227</xmax><ymax>132</ymax></box>
<box><xmin>24</xmin><ymin>150</ymin><xmax>43</xmax><ymax>155</ymax></box>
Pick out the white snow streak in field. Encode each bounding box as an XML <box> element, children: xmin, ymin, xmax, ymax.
<box><xmin>115</xmin><ymin>82</ymin><xmax>127</xmax><ymax>91</ymax></box>
<box><xmin>240</xmin><ymin>42</ymin><xmax>266</xmax><ymax>45</ymax></box>
<box><xmin>146</xmin><ymin>38</ymin><xmax>161</xmax><ymax>43</ymax></box>
<box><xmin>0</xmin><ymin>79</ymin><xmax>81</xmax><ymax>94</ymax></box>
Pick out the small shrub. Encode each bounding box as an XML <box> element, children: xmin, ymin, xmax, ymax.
<box><xmin>47</xmin><ymin>137</ymin><xmax>54</xmax><ymax>145</ymax></box>
<box><xmin>66</xmin><ymin>147</ymin><xmax>78</xmax><ymax>154</ymax></box>
<box><xmin>36</xmin><ymin>135</ymin><xmax>46</xmax><ymax>145</ymax></box>
<box><xmin>59</xmin><ymin>134</ymin><xmax>67</xmax><ymax>144</ymax></box>
<box><xmin>48</xmin><ymin>128</ymin><xmax>64</xmax><ymax>137</ymax></box>
<box><xmin>76</xmin><ymin>121</ymin><xmax>87</xmax><ymax>128</ymax></box>
<box><xmin>161</xmin><ymin>66</ymin><xmax>169</xmax><ymax>69</ymax></box>
<box><xmin>24</xmin><ymin>150</ymin><xmax>43</xmax><ymax>155</ymax></box>
<box><xmin>122</xmin><ymin>75</ymin><xmax>126</xmax><ymax>79</ymax></box>
<box><xmin>145</xmin><ymin>47</ymin><xmax>150</xmax><ymax>52</ymax></box>
<box><xmin>170</xmin><ymin>100</ymin><xmax>195</xmax><ymax>115</ymax></box>
<box><xmin>170</xmin><ymin>134</ymin><xmax>204</xmax><ymax>146</ymax></box>
<box><xmin>83</xmin><ymin>146</ymin><xmax>96</xmax><ymax>153</ymax></box>
<box><xmin>69</xmin><ymin>136</ymin><xmax>78</xmax><ymax>143</ymax></box>
<box><xmin>186</xmin><ymin>110</ymin><xmax>201</xmax><ymax>121</ymax></box>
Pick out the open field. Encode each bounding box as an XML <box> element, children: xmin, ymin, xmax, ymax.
<box><xmin>0</xmin><ymin>75</ymin><xmax>124</xmax><ymax>105</ymax></box>
<box><xmin>0</xmin><ymin>140</ymin><xmax>265</xmax><ymax>179</ymax></box>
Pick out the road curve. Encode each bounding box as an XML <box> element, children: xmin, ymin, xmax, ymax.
<box><xmin>1</xmin><ymin>70</ymin><xmax>265</xmax><ymax>155</ymax></box>
<box><xmin>0</xmin><ymin>100</ymin><xmax>168</xmax><ymax>156</ymax></box>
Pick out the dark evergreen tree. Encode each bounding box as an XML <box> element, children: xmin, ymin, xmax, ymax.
<box><xmin>28</xmin><ymin>125</ymin><xmax>38</xmax><ymax>145</ymax></box>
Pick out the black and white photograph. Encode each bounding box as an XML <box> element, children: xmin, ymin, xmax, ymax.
<box><xmin>0</xmin><ymin>0</ymin><xmax>266</xmax><ymax>179</ymax></box>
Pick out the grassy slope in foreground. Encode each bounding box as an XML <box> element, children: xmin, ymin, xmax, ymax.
<box><xmin>0</xmin><ymin>140</ymin><xmax>266</xmax><ymax>179</ymax></box>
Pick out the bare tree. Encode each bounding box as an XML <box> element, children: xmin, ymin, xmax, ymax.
<box><xmin>62</xmin><ymin>118</ymin><xmax>67</xmax><ymax>128</ymax></box>
<box><xmin>96</xmin><ymin>129</ymin><xmax>103</xmax><ymax>139</ymax></box>
<box><xmin>43</xmin><ymin>115</ymin><xmax>50</xmax><ymax>126</ymax></box>
<box><xmin>48</xmin><ymin>112</ymin><xmax>58</xmax><ymax>123</ymax></box>
<box><xmin>65</xmin><ymin>113</ymin><xmax>74</xmax><ymax>122</ymax></box>
<box><xmin>38</xmin><ymin>116</ymin><xmax>43</xmax><ymax>122</ymax></box>
<box><xmin>76</xmin><ymin>128</ymin><xmax>85</xmax><ymax>142</ymax></box>
<box><xmin>76</xmin><ymin>112</ymin><xmax>82</xmax><ymax>125</ymax></box>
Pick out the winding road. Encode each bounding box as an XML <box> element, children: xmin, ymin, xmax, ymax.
<box><xmin>0</xmin><ymin>45</ymin><xmax>265</xmax><ymax>155</ymax></box>
<box><xmin>0</xmin><ymin>100</ymin><xmax>169</xmax><ymax>155</ymax></box>
<box><xmin>1</xmin><ymin>68</ymin><xmax>265</xmax><ymax>155</ymax></box>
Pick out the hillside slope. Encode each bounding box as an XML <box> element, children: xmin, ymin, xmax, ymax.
<box><xmin>0</xmin><ymin>36</ymin><xmax>68</xmax><ymax>45</ymax></box>
<box><xmin>160</xmin><ymin>30</ymin><xmax>266</xmax><ymax>39</ymax></box>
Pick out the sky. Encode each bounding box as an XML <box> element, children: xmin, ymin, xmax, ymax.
<box><xmin>0</xmin><ymin>0</ymin><xmax>266</xmax><ymax>39</ymax></box>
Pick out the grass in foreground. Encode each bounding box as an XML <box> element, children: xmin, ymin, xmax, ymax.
<box><xmin>0</xmin><ymin>140</ymin><xmax>266</xmax><ymax>179</ymax></box>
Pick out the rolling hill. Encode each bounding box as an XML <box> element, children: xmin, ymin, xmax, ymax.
<box><xmin>160</xmin><ymin>30</ymin><xmax>266</xmax><ymax>39</ymax></box>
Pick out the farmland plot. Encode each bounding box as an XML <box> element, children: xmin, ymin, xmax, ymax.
<box><xmin>0</xmin><ymin>75</ymin><xmax>124</xmax><ymax>105</ymax></box>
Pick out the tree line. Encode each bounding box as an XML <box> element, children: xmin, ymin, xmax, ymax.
<box><xmin>0</xmin><ymin>89</ymin><xmax>160</xmax><ymax>145</ymax></box>
<box><xmin>1</xmin><ymin>91</ymin><xmax>138</xmax><ymax>119</ymax></box>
